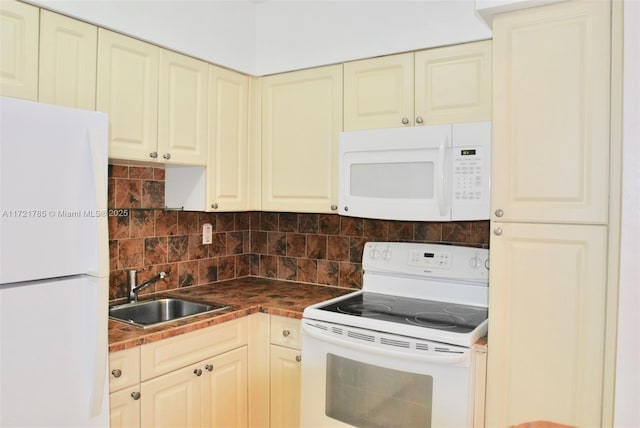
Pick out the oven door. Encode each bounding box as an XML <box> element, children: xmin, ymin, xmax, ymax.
<box><xmin>300</xmin><ymin>319</ymin><xmax>475</xmax><ymax>428</ymax></box>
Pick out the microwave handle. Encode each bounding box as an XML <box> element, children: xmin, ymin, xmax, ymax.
<box><xmin>437</xmin><ymin>135</ymin><xmax>449</xmax><ymax>217</ymax></box>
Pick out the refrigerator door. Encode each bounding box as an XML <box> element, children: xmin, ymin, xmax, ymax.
<box><xmin>0</xmin><ymin>97</ymin><xmax>109</xmax><ymax>284</ymax></box>
<box><xmin>0</xmin><ymin>276</ymin><xmax>109</xmax><ymax>427</ymax></box>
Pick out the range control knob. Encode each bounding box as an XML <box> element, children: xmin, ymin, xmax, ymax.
<box><xmin>469</xmin><ymin>256</ymin><xmax>484</xmax><ymax>269</ymax></box>
<box><xmin>381</xmin><ymin>250</ymin><xmax>392</xmax><ymax>260</ymax></box>
<box><xmin>369</xmin><ymin>249</ymin><xmax>380</xmax><ymax>259</ymax></box>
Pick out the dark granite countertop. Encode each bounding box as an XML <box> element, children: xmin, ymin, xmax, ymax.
<box><xmin>108</xmin><ymin>277</ymin><xmax>356</xmax><ymax>352</ymax></box>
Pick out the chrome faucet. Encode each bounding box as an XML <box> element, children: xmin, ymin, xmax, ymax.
<box><xmin>127</xmin><ymin>269</ymin><xmax>167</xmax><ymax>303</ymax></box>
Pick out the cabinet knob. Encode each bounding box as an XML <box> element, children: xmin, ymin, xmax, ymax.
<box><xmin>295</xmin><ymin>355</ymin><xmax>302</xmax><ymax>363</ymax></box>
<box><xmin>401</xmin><ymin>117</ymin><xmax>410</xmax><ymax>125</ymax></box>
<box><xmin>194</xmin><ymin>368</ymin><xmax>202</xmax><ymax>376</ymax></box>
<box><xmin>130</xmin><ymin>391</ymin><xmax>141</xmax><ymax>400</ymax></box>
<box><xmin>330</xmin><ymin>204</ymin><xmax>338</xmax><ymax>211</ymax></box>
<box><xmin>162</xmin><ymin>153</ymin><xmax>171</xmax><ymax>160</ymax></box>
<box><xmin>282</xmin><ymin>329</ymin><xmax>291</xmax><ymax>337</ymax></box>
<box><xmin>149</xmin><ymin>151</ymin><xmax>158</xmax><ymax>159</ymax></box>
<box><xmin>495</xmin><ymin>209</ymin><xmax>504</xmax><ymax>217</ymax></box>
<box><xmin>211</xmin><ymin>203</ymin><xmax>219</xmax><ymax>209</ymax></box>
<box><xmin>415</xmin><ymin>116</ymin><xmax>424</xmax><ymax>124</ymax></box>
<box><xmin>205</xmin><ymin>364</ymin><xmax>214</xmax><ymax>372</ymax></box>
<box><xmin>111</xmin><ymin>369</ymin><xmax>122</xmax><ymax>378</ymax></box>
<box><xmin>494</xmin><ymin>227</ymin><xmax>503</xmax><ymax>236</ymax></box>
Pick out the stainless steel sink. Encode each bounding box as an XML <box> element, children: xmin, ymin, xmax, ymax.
<box><xmin>109</xmin><ymin>298</ymin><xmax>230</xmax><ymax>328</ymax></box>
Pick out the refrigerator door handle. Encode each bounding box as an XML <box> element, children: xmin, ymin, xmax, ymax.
<box><xmin>87</xmin><ymin>129</ymin><xmax>109</xmax><ymax>418</ymax></box>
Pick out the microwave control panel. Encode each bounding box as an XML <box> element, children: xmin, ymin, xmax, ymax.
<box><xmin>453</xmin><ymin>147</ymin><xmax>484</xmax><ymax>201</ymax></box>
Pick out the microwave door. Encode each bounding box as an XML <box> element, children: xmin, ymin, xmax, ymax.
<box><xmin>339</xmin><ymin>145</ymin><xmax>451</xmax><ymax>221</ymax></box>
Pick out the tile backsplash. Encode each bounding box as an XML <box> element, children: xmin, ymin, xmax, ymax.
<box><xmin>108</xmin><ymin>165</ymin><xmax>489</xmax><ymax>300</ymax></box>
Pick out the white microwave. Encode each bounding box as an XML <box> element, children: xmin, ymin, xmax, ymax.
<box><xmin>338</xmin><ymin>122</ymin><xmax>491</xmax><ymax>222</ymax></box>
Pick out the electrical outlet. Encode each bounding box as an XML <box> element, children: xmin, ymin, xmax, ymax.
<box><xmin>202</xmin><ymin>223</ymin><xmax>212</xmax><ymax>245</ymax></box>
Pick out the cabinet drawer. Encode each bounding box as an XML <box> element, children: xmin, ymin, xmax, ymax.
<box><xmin>270</xmin><ymin>316</ymin><xmax>301</xmax><ymax>350</ymax></box>
<box><xmin>141</xmin><ymin>318</ymin><xmax>248</xmax><ymax>381</ymax></box>
<box><xmin>109</xmin><ymin>347</ymin><xmax>141</xmax><ymax>392</ymax></box>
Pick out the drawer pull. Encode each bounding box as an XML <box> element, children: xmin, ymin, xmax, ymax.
<box><xmin>111</xmin><ymin>369</ymin><xmax>122</xmax><ymax>378</ymax></box>
<box><xmin>131</xmin><ymin>391</ymin><xmax>141</xmax><ymax>400</ymax></box>
<box><xmin>205</xmin><ymin>364</ymin><xmax>214</xmax><ymax>372</ymax></box>
<box><xmin>282</xmin><ymin>329</ymin><xmax>291</xmax><ymax>337</ymax></box>
<box><xmin>295</xmin><ymin>355</ymin><xmax>302</xmax><ymax>363</ymax></box>
<box><xmin>194</xmin><ymin>368</ymin><xmax>202</xmax><ymax>376</ymax></box>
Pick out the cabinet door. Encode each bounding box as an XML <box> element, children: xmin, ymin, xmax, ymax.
<box><xmin>207</xmin><ymin>64</ymin><xmax>249</xmax><ymax>211</ymax></box>
<box><xmin>343</xmin><ymin>53</ymin><xmax>414</xmax><ymax>130</ymax></box>
<box><xmin>486</xmin><ymin>222</ymin><xmax>607</xmax><ymax>427</ymax></box>
<box><xmin>38</xmin><ymin>10</ymin><xmax>97</xmax><ymax>110</ymax></box>
<box><xmin>269</xmin><ymin>345</ymin><xmax>302</xmax><ymax>428</ymax></box>
<box><xmin>109</xmin><ymin>346</ymin><xmax>141</xmax><ymax>393</ymax></box>
<box><xmin>158</xmin><ymin>49</ymin><xmax>208</xmax><ymax>165</ymax></box>
<box><xmin>491</xmin><ymin>1</ymin><xmax>610</xmax><ymax>224</ymax></box>
<box><xmin>141</xmin><ymin>361</ymin><xmax>203</xmax><ymax>428</ymax></box>
<box><xmin>202</xmin><ymin>347</ymin><xmax>248</xmax><ymax>428</ymax></box>
<box><xmin>97</xmin><ymin>29</ymin><xmax>159</xmax><ymax>162</ymax></box>
<box><xmin>414</xmin><ymin>40</ymin><xmax>492</xmax><ymax>125</ymax></box>
<box><xmin>261</xmin><ymin>64</ymin><xmax>342</xmax><ymax>213</ymax></box>
<box><xmin>0</xmin><ymin>0</ymin><xmax>39</xmax><ymax>100</ymax></box>
<box><xmin>110</xmin><ymin>385</ymin><xmax>141</xmax><ymax>428</ymax></box>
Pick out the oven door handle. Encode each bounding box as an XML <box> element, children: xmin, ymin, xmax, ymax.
<box><xmin>302</xmin><ymin>322</ymin><xmax>469</xmax><ymax>366</ymax></box>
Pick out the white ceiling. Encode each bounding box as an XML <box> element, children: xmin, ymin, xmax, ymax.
<box><xmin>27</xmin><ymin>0</ymin><xmax>493</xmax><ymax>75</ymax></box>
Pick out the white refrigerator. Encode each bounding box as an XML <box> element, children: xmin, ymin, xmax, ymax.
<box><xmin>0</xmin><ymin>97</ymin><xmax>110</xmax><ymax>427</ymax></box>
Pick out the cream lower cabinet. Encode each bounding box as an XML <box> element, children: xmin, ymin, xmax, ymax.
<box><xmin>141</xmin><ymin>346</ymin><xmax>248</xmax><ymax>428</ymax></box>
<box><xmin>261</xmin><ymin>64</ymin><xmax>342</xmax><ymax>213</ymax></box>
<box><xmin>269</xmin><ymin>316</ymin><xmax>302</xmax><ymax>428</ymax></box>
<box><xmin>0</xmin><ymin>0</ymin><xmax>39</xmax><ymax>100</ymax></box>
<box><xmin>109</xmin><ymin>347</ymin><xmax>141</xmax><ymax>428</ymax></box>
<box><xmin>486</xmin><ymin>223</ymin><xmax>607</xmax><ymax>427</ymax></box>
<box><xmin>247</xmin><ymin>313</ymin><xmax>303</xmax><ymax>428</ymax></box>
<box><xmin>343</xmin><ymin>40</ymin><xmax>491</xmax><ymax>130</ymax></box>
<box><xmin>109</xmin><ymin>318</ymin><xmax>248</xmax><ymax>428</ymax></box>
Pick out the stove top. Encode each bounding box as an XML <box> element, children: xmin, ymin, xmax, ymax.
<box><xmin>302</xmin><ymin>242</ymin><xmax>490</xmax><ymax>348</ymax></box>
<box><xmin>316</xmin><ymin>292</ymin><xmax>487</xmax><ymax>334</ymax></box>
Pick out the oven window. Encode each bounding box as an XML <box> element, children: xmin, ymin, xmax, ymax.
<box><xmin>350</xmin><ymin>162</ymin><xmax>434</xmax><ymax>199</ymax></box>
<box><xmin>325</xmin><ymin>354</ymin><xmax>433</xmax><ymax>428</ymax></box>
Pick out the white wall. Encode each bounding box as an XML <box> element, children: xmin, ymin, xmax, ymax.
<box><xmin>614</xmin><ymin>1</ymin><xmax>640</xmax><ymax>426</ymax></box>
<box><xmin>26</xmin><ymin>0</ymin><xmax>491</xmax><ymax>76</ymax></box>
<box><xmin>254</xmin><ymin>1</ymin><xmax>491</xmax><ymax>75</ymax></box>
<box><xmin>26</xmin><ymin>0</ymin><xmax>257</xmax><ymax>73</ymax></box>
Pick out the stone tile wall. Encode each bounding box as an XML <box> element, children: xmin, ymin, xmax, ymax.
<box><xmin>107</xmin><ymin>165</ymin><xmax>489</xmax><ymax>300</ymax></box>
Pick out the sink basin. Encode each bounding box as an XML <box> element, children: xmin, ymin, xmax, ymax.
<box><xmin>109</xmin><ymin>298</ymin><xmax>230</xmax><ymax>328</ymax></box>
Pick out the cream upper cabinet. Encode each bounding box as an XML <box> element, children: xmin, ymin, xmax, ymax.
<box><xmin>261</xmin><ymin>64</ymin><xmax>342</xmax><ymax>213</ymax></box>
<box><xmin>343</xmin><ymin>53</ymin><xmax>414</xmax><ymax>130</ymax></box>
<box><xmin>486</xmin><ymin>223</ymin><xmax>607</xmax><ymax>427</ymax></box>
<box><xmin>38</xmin><ymin>10</ymin><xmax>97</xmax><ymax>110</ymax></box>
<box><xmin>343</xmin><ymin>41</ymin><xmax>491</xmax><ymax>130</ymax></box>
<box><xmin>158</xmin><ymin>49</ymin><xmax>208</xmax><ymax>165</ymax></box>
<box><xmin>0</xmin><ymin>0</ymin><xmax>39</xmax><ymax>100</ymax></box>
<box><xmin>414</xmin><ymin>40</ymin><xmax>492</xmax><ymax>125</ymax></box>
<box><xmin>207</xmin><ymin>64</ymin><xmax>249</xmax><ymax>211</ymax></box>
<box><xmin>491</xmin><ymin>0</ymin><xmax>610</xmax><ymax>224</ymax></box>
<box><xmin>97</xmin><ymin>28</ymin><xmax>159</xmax><ymax>162</ymax></box>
